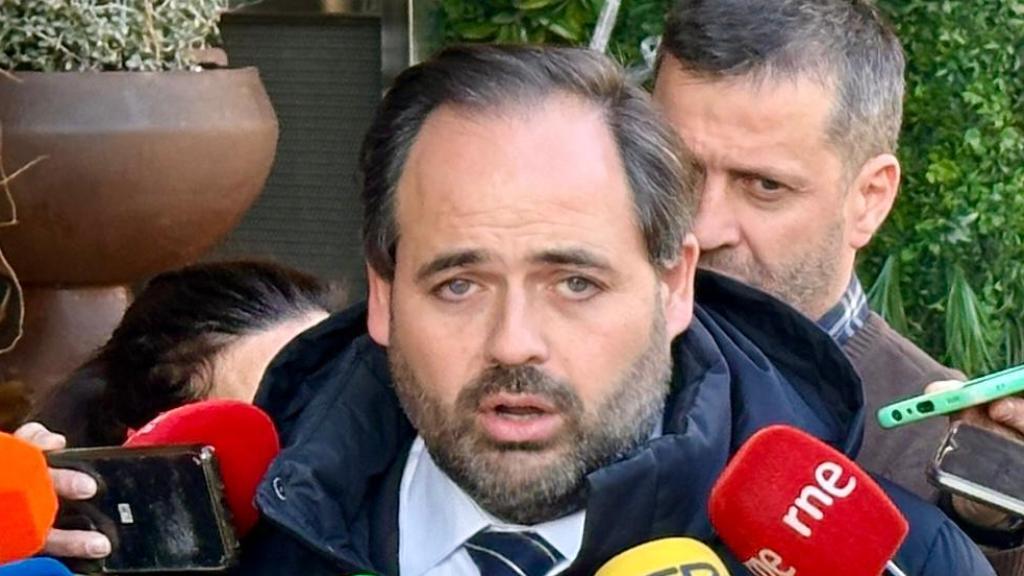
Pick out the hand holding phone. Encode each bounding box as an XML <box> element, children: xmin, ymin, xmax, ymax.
<box><xmin>877</xmin><ymin>364</ymin><xmax>1024</xmax><ymax>429</ymax></box>
<box><xmin>46</xmin><ymin>444</ymin><xmax>239</xmax><ymax>574</ymax></box>
<box><xmin>930</xmin><ymin>421</ymin><xmax>1024</xmax><ymax>519</ymax></box>
<box><xmin>11</xmin><ymin>422</ymin><xmax>112</xmax><ymax>561</ymax></box>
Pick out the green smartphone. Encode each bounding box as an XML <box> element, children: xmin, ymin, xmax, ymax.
<box><xmin>877</xmin><ymin>364</ymin><xmax>1024</xmax><ymax>429</ymax></box>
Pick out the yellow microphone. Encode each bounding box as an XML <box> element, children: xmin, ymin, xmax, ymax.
<box><xmin>595</xmin><ymin>538</ymin><xmax>731</xmax><ymax>576</ymax></box>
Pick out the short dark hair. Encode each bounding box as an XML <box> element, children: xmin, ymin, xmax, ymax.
<box><xmin>32</xmin><ymin>261</ymin><xmax>341</xmax><ymax>445</ymax></box>
<box><xmin>360</xmin><ymin>44</ymin><xmax>699</xmax><ymax>281</ymax></box>
<box><xmin>660</xmin><ymin>0</ymin><xmax>905</xmax><ymax>170</ymax></box>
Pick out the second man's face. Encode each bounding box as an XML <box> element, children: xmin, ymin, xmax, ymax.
<box><xmin>366</xmin><ymin>95</ymin><xmax>694</xmax><ymax>523</ymax></box>
<box><xmin>653</xmin><ymin>57</ymin><xmax>857</xmax><ymax>319</ymax></box>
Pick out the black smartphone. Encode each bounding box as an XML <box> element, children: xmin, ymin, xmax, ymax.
<box><xmin>46</xmin><ymin>444</ymin><xmax>239</xmax><ymax>573</ymax></box>
<box><xmin>929</xmin><ymin>421</ymin><xmax>1024</xmax><ymax>517</ymax></box>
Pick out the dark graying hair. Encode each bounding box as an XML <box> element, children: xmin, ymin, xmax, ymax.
<box><xmin>660</xmin><ymin>0</ymin><xmax>905</xmax><ymax>171</ymax></box>
<box><xmin>360</xmin><ymin>44</ymin><xmax>699</xmax><ymax>281</ymax></box>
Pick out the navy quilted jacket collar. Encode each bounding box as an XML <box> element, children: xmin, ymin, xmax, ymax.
<box><xmin>250</xmin><ymin>270</ymin><xmax>865</xmax><ymax>574</ymax></box>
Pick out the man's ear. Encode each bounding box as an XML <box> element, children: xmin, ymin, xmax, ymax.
<box><xmin>661</xmin><ymin>233</ymin><xmax>701</xmax><ymax>340</ymax></box>
<box><xmin>366</xmin><ymin>264</ymin><xmax>392</xmax><ymax>347</ymax></box>
<box><xmin>846</xmin><ymin>153</ymin><xmax>900</xmax><ymax>250</ymax></box>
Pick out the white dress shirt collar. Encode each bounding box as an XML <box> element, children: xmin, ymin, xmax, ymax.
<box><xmin>398</xmin><ymin>436</ymin><xmax>585</xmax><ymax>576</ymax></box>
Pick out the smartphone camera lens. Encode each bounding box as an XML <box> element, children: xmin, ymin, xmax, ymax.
<box><xmin>891</xmin><ymin>410</ymin><xmax>903</xmax><ymax>422</ymax></box>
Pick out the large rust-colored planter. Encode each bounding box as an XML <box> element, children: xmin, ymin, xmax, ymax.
<box><xmin>0</xmin><ymin>68</ymin><xmax>278</xmax><ymax>426</ymax></box>
<box><xmin>0</xmin><ymin>68</ymin><xmax>278</xmax><ymax>284</ymax></box>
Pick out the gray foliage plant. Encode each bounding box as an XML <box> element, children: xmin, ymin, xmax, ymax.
<box><xmin>0</xmin><ymin>0</ymin><xmax>230</xmax><ymax>72</ymax></box>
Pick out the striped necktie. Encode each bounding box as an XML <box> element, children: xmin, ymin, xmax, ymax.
<box><xmin>465</xmin><ymin>529</ymin><xmax>564</xmax><ymax>576</ymax></box>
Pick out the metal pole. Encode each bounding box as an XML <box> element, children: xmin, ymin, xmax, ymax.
<box><xmin>885</xmin><ymin>560</ymin><xmax>909</xmax><ymax>576</ymax></box>
<box><xmin>588</xmin><ymin>0</ymin><xmax>622</xmax><ymax>53</ymax></box>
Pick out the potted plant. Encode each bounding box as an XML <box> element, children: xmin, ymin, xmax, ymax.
<box><xmin>0</xmin><ymin>0</ymin><xmax>279</xmax><ymax>427</ymax></box>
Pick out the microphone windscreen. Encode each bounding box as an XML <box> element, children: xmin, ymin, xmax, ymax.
<box><xmin>0</xmin><ymin>433</ymin><xmax>58</xmax><ymax>564</ymax></box>
<box><xmin>595</xmin><ymin>538</ymin><xmax>730</xmax><ymax>576</ymax></box>
<box><xmin>709</xmin><ymin>425</ymin><xmax>908</xmax><ymax>576</ymax></box>
<box><xmin>123</xmin><ymin>400</ymin><xmax>279</xmax><ymax>537</ymax></box>
<box><xmin>0</xmin><ymin>558</ymin><xmax>72</xmax><ymax>576</ymax></box>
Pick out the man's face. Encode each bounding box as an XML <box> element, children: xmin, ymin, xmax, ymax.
<box><xmin>366</xmin><ymin>95</ymin><xmax>697</xmax><ymax>524</ymax></box>
<box><xmin>653</xmin><ymin>59</ymin><xmax>859</xmax><ymax>319</ymax></box>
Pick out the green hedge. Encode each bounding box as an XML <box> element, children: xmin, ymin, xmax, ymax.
<box><xmin>864</xmin><ymin>0</ymin><xmax>1024</xmax><ymax>376</ymax></box>
<box><xmin>439</xmin><ymin>0</ymin><xmax>670</xmax><ymax>73</ymax></box>
<box><xmin>439</xmin><ymin>0</ymin><xmax>1024</xmax><ymax>376</ymax></box>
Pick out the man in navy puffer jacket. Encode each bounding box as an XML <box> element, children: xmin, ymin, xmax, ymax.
<box><xmin>238</xmin><ymin>45</ymin><xmax>993</xmax><ymax>576</ymax></box>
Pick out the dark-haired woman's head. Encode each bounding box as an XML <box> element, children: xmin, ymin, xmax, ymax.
<box><xmin>34</xmin><ymin>261</ymin><xmax>339</xmax><ymax>446</ymax></box>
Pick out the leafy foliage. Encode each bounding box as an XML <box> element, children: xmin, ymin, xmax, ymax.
<box><xmin>0</xmin><ymin>0</ymin><xmax>230</xmax><ymax>72</ymax></box>
<box><xmin>863</xmin><ymin>0</ymin><xmax>1024</xmax><ymax>375</ymax></box>
<box><xmin>438</xmin><ymin>0</ymin><xmax>670</xmax><ymax>73</ymax></box>
<box><xmin>441</xmin><ymin>0</ymin><xmax>1024</xmax><ymax>376</ymax></box>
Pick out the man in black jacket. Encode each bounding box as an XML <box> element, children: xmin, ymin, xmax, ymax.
<box><xmin>24</xmin><ymin>45</ymin><xmax>991</xmax><ymax>575</ymax></box>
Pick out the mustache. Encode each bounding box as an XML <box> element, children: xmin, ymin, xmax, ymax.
<box><xmin>457</xmin><ymin>364</ymin><xmax>582</xmax><ymax>415</ymax></box>
<box><xmin>699</xmin><ymin>249</ymin><xmax>767</xmax><ymax>282</ymax></box>
<box><xmin>699</xmin><ymin>248</ymin><xmax>744</xmax><ymax>269</ymax></box>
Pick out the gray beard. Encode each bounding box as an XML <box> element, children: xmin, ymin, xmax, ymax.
<box><xmin>698</xmin><ymin>221</ymin><xmax>845</xmax><ymax>319</ymax></box>
<box><xmin>388</xmin><ymin>305</ymin><xmax>672</xmax><ymax>525</ymax></box>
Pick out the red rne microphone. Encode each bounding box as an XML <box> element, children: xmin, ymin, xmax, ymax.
<box><xmin>124</xmin><ymin>400</ymin><xmax>279</xmax><ymax>537</ymax></box>
<box><xmin>0</xmin><ymin>433</ymin><xmax>58</xmax><ymax>564</ymax></box>
<box><xmin>709</xmin><ymin>425</ymin><xmax>909</xmax><ymax>576</ymax></box>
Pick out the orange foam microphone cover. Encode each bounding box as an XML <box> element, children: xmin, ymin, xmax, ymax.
<box><xmin>0</xmin><ymin>432</ymin><xmax>58</xmax><ymax>563</ymax></box>
<box><xmin>124</xmin><ymin>400</ymin><xmax>279</xmax><ymax>537</ymax></box>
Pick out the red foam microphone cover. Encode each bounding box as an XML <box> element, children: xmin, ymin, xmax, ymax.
<box><xmin>124</xmin><ymin>400</ymin><xmax>279</xmax><ymax>537</ymax></box>
<box><xmin>709</xmin><ymin>425</ymin><xmax>908</xmax><ymax>576</ymax></box>
<box><xmin>0</xmin><ymin>433</ymin><xmax>58</xmax><ymax>563</ymax></box>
